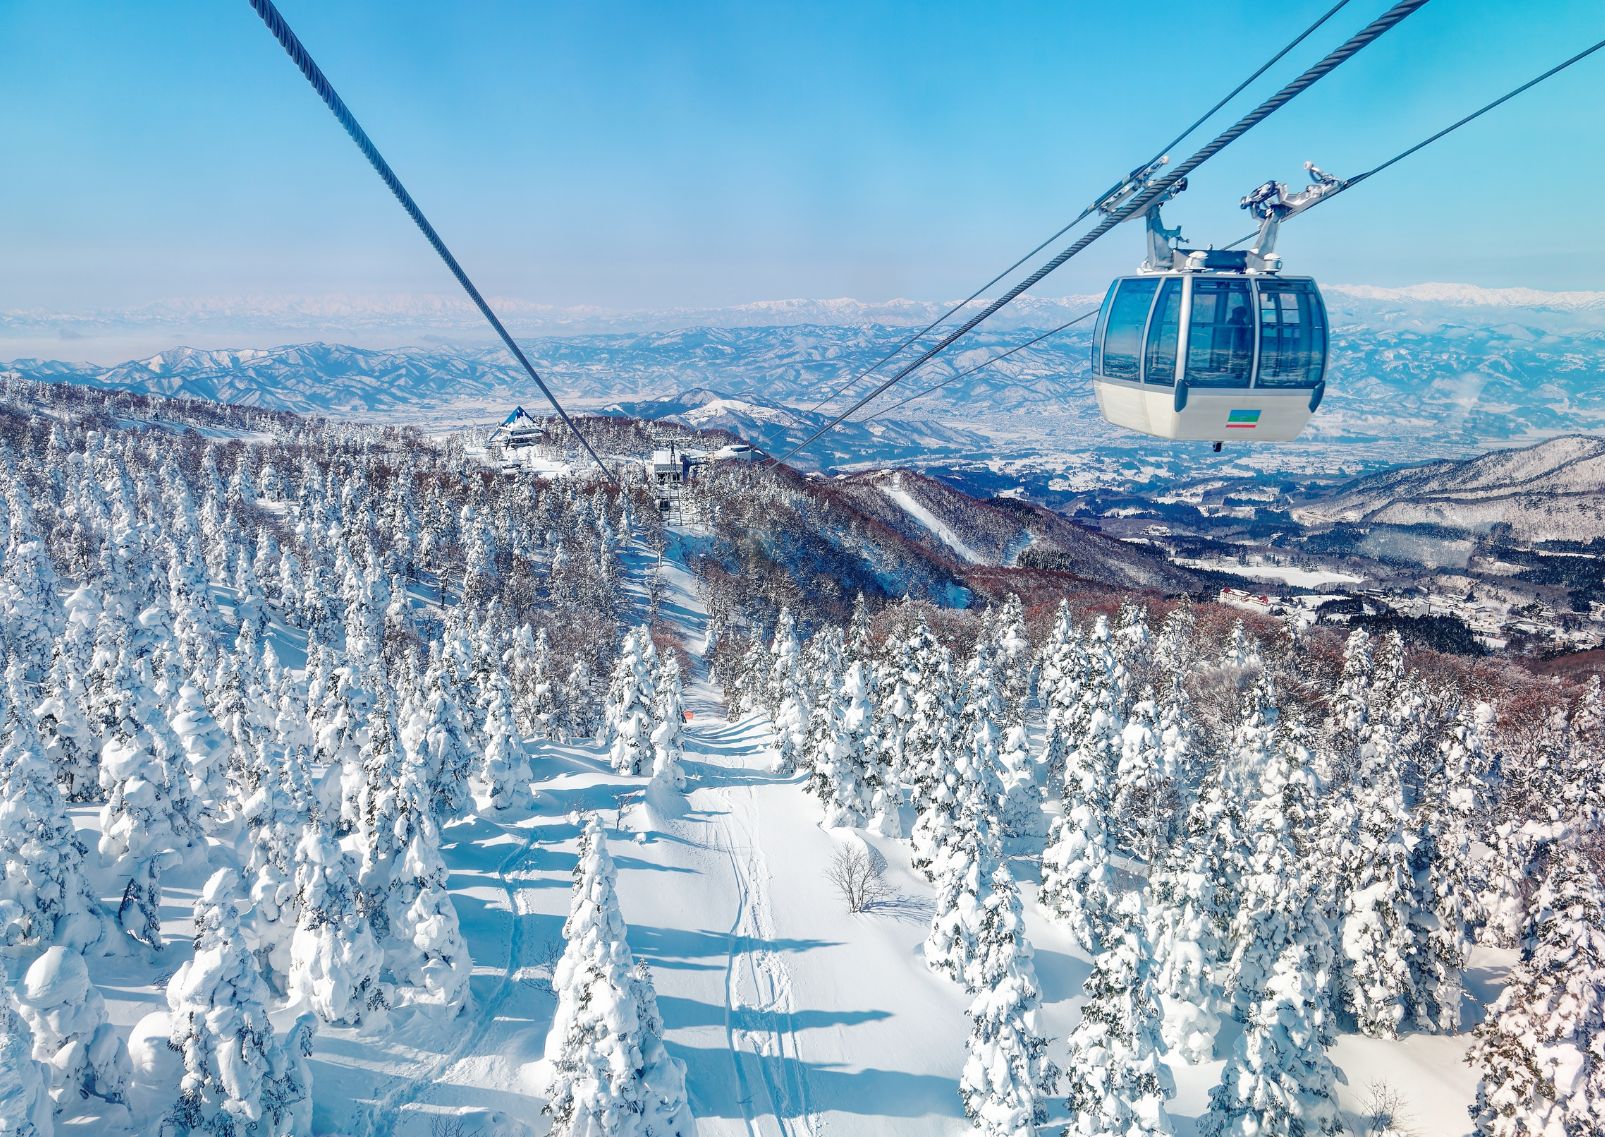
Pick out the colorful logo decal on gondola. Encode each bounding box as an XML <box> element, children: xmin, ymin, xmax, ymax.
<box><xmin>1226</xmin><ymin>409</ymin><xmax>1262</xmax><ymax>429</ymax></box>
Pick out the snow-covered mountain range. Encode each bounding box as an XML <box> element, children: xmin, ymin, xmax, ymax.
<box><xmin>6</xmin><ymin>284</ymin><xmax>1604</xmax><ymax>480</ymax></box>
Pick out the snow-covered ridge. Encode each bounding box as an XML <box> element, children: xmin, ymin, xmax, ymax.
<box><xmin>1292</xmin><ymin>433</ymin><xmax>1605</xmax><ymax>543</ymax></box>
<box><xmin>13</xmin><ymin>281</ymin><xmax>1605</xmax><ymax>339</ymax></box>
<box><xmin>1327</xmin><ymin>282</ymin><xmax>1605</xmax><ymax>312</ymax></box>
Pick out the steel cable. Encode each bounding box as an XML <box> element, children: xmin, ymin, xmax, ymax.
<box><xmin>798</xmin><ymin>0</ymin><xmax>1356</xmax><ymax>422</ymax></box>
<box><xmin>771</xmin><ymin>0</ymin><xmax>1432</xmax><ymax>469</ymax></box>
<box><xmin>246</xmin><ymin>0</ymin><xmax>615</xmax><ymax>482</ymax></box>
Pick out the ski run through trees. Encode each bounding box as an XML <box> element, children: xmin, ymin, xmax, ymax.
<box><xmin>0</xmin><ymin>378</ymin><xmax>1601</xmax><ymax>1136</ymax></box>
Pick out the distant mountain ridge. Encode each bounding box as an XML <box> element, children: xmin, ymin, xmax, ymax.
<box><xmin>10</xmin><ymin>282</ymin><xmax>1605</xmax><ymax>344</ymax></box>
<box><xmin>7</xmin><ymin>280</ymin><xmax>1605</xmax><ymax>480</ymax></box>
<box><xmin>1293</xmin><ymin>434</ymin><xmax>1605</xmax><ymax>545</ymax></box>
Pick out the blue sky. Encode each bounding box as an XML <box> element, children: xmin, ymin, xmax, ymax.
<box><xmin>3</xmin><ymin>0</ymin><xmax>1602</xmax><ymax>322</ymax></box>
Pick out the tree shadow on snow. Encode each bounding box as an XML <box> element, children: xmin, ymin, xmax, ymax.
<box><xmin>656</xmin><ymin>995</ymin><xmax>893</xmax><ymax>1034</ymax></box>
<box><xmin>670</xmin><ymin>1042</ymin><xmax>961</xmax><ymax>1124</ymax></box>
<box><xmin>627</xmin><ymin>923</ymin><xmax>841</xmax><ymax>970</ymax></box>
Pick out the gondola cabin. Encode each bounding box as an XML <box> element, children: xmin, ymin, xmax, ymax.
<box><xmin>1091</xmin><ymin>267</ymin><xmax>1328</xmax><ymax>442</ymax></box>
<box><xmin>1091</xmin><ymin>164</ymin><xmax>1343</xmax><ymax>445</ymax></box>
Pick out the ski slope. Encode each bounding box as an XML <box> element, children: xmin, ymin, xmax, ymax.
<box><xmin>878</xmin><ymin>475</ymin><xmax>985</xmax><ymax>564</ymax></box>
<box><xmin>83</xmin><ymin>526</ymin><xmax>1498</xmax><ymax>1137</ymax></box>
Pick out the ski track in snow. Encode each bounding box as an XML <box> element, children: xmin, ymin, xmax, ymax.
<box><xmin>709</xmin><ymin>777</ymin><xmax>819</xmax><ymax>1137</ymax></box>
<box><xmin>878</xmin><ymin>475</ymin><xmax>985</xmax><ymax>564</ymax></box>
<box><xmin>359</xmin><ymin>818</ymin><xmax>542</xmax><ymax>1137</ymax></box>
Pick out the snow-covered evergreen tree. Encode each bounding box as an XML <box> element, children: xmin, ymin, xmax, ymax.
<box><xmin>15</xmin><ymin>946</ymin><xmax>130</xmax><ymax>1109</ymax></box>
<box><xmin>0</xmin><ymin>673</ymin><xmax>109</xmax><ymax>953</ymax></box>
<box><xmin>1148</xmin><ymin>705</ymin><xmax>1248</xmax><ymax>1060</ymax></box>
<box><xmin>34</xmin><ymin>637</ymin><xmax>98</xmax><ymax>805</ymax></box>
<box><xmin>1112</xmin><ymin>691</ymin><xmax>1166</xmax><ymax>861</ymax></box>
<box><xmin>1406</xmin><ymin>699</ymin><xmax>1486</xmax><ymax>1034</ymax></box>
<box><xmin>925</xmin><ymin>803</ymin><xmax>1005</xmax><ymax>992</ymax></box>
<box><xmin>403</xmin><ymin>647</ymin><xmax>476</xmax><ymax>822</ymax></box>
<box><xmin>996</xmin><ymin>719</ymin><xmax>1043</xmax><ymax>840</ymax></box>
<box><xmin>1467</xmin><ymin>843</ymin><xmax>1605</xmax><ymax>1136</ymax></box>
<box><xmin>474</xmin><ymin>668</ymin><xmax>533</xmax><ymax>812</ymax></box>
<box><xmin>239</xmin><ymin>737</ymin><xmax>306</xmax><ymax>992</ymax></box>
<box><xmin>807</xmin><ymin>659</ymin><xmax>877</xmax><ymax>829</ymax></box>
<box><xmin>164</xmin><ymin>869</ymin><xmax>311</xmax><ymax>1137</ymax></box>
<box><xmin>985</xmin><ymin>594</ymin><xmax>1033</xmax><ymax>717</ymax></box>
<box><xmin>287</xmin><ymin>812</ymin><xmax>384</xmax><ymax>1028</ymax></box>
<box><xmin>543</xmin><ymin>819</ymin><xmax>694</xmax><ymax>1137</ymax></box>
<box><xmin>1198</xmin><ymin>936</ymin><xmax>1345</xmax><ymax>1137</ymax></box>
<box><xmin>766</xmin><ymin>612</ymin><xmax>810</xmax><ymax>778</ymax></box>
<box><xmin>168</xmin><ymin>676</ymin><xmax>230</xmax><ymax>833</ymax></box>
<box><xmin>97</xmin><ymin>640</ymin><xmax>198</xmax><ymax>948</ymax></box>
<box><xmin>960</xmin><ymin>868</ymin><xmax>1056</xmax><ymax>1137</ymax></box>
<box><xmin>650</xmin><ymin>652</ymin><xmax>686</xmax><ymax>791</ymax></box>
<box><xmin>1336</xmin><ymin>670</ymin><xmax>1418</xmax><ymax>1040</ymax></box>
<box><xmin>1223</xmin><ymin>682</ymin><xmax>1328</xmax><ymax>1023</ymax></box>
<box><xmin>388</xmin><ymin>804</ymin><xmax>472</xmax><ymax>1012</ymax></box>
<box><xmin>604</xmin><ymin>627</ymin><xmax>658</xmax><ymax>777</ymax></box>
<box><xmin>1064</xmin><ymin>903</ymin><xmax>1175</xmax><ymax>1137</ymax></box>
<box><xmin>0</xmin><ymin>988</ymin><xmax>54</xmax><ymax>1137</ymax></box>
<box><xmin>1039</xmin><ymin>610</ymin><xmax>1088</xmax><ymax>796</ymax></box>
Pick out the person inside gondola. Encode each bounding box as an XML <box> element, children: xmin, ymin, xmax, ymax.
<box><xmin>1226</xmin><ymin>303</ymin><xmax>1252</xmax><ymax>373</ymax></box>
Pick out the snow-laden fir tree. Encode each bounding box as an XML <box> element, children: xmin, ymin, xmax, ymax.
<box><xmin>543</xmin><ymin>819</ymin><xmax>694</xmax><ymax>1137</ymax></box>
<box><xmin>1406</xmin><ymin>699</ymin><xmax>1488</xmax><ymax>1034</ymax></box>
<box><xmin>0</xmin><ymin>670</ymin><xmax>110</xmax><ymax>953</ymax></box>
<box><xmin>1040</xmin><ymin>642</ymin><xmax>1121</xmax><ymax>956</ymax></box>
<box><xmin>239</xmin><ymin>735</ymin><xmax>312</xmax><ymax>992</ymax></box>
<box><xmin>767</xmin><ymin>612</ymin><xmax>811</xmax><ymax>778</ymax></box>
<box><xmin>914</xmin><ymin>641</ymin><xmax>1006</xmax><ymax>880</ymax></box>
<box><xmin>1198</xmin><ymin>935</ymin><xmax>1345</xmax><ymax>1137</ymax></box>
<box><xmin>15</xmin><ymin>946</ymin><xmax>130</xmax><ymax>1109</ymax></box>
<box><xmin>474</xmin><ymin>667</ymin><xmax>533</xmax><ymax>812</ymax></box>
<box><xmin>885</xmin><ymin>619</ymin><xmax>956</xmax><ymax>814</ymax></box>
<box><xmin>1146</xmin><ymin>825</ymin><xmax>1225</xmax><ymax>1064</ymax></box>
<box><xmin>985</xmin><ymin>594</ymin><xmax>1033</xmax><ymax>717</ymax></box>
<box><xmin>764</xmin><ymin>608</ymin><xmax>802</xmax><ymax>719</ymax></box>
<box><xmin>1222</xmin><ymin>679</ymin><xmax>1327</xmax><ymax>1023</ymax></box>
<box><xmin>508</xmin><ymin>623</ymin><xmax>561</xmax><ymax>740</ymax></box>
<box><xmin>1320</xmin><ymin>627</ymin><xmax>1374</xmax><ymax>789</ymax></box>
<box><xmin>359</xmin><ymin>701</ymin><xmax>471</xmax><ymax>1010</ymax></box>
<box><xmin>650</xmin><ymin>652</ymin><xmax>687</xmax><ymax>791</ymax></box>
<box><xmin>925</xmin><ymin>802</ymin><xmax>1006</xmax><ymax>992</ymax></box>
<box><xmin>1147</xmin><ymin>714</ymin><xmax>1246</xmax><ymax>1061</ymax></box>
<box><xmin>167</xmin><ymin>675</ymin><xmax>230</xmax><ymax>833</ymax></box>
<box><xmin>1219</xmin><ymin>620</ymin><xmax>1262</xmax><ymax>674</ymax></box>
<box><xmin>1335</xmin><ymin>666</ymin><xmax>1418</xmax><ymax>1040</ymax></box>
<box><xmin>960</xmin><ymin>868</ymin><xmax>1057</xmax><ymax>1137</ymax></box>
<box><xmin>1038</xmin><ymin>605</ymin><xmax>1087</xmax><ymax>795</ymax></box>
<box><xmin>1040</xmin><ymin>798</ymin><xmax>1116</xmax><ymax>955</ymax></box>
<box><xmin>1112</xmin><ymin>690</ymin><xmax>1166</xmax><ymax>861</ymax></box>
<box><xmin>995</xmin><ymin>717</ymin><xmax>1042</xmax><ymax>839</ymax></box>
<box><xmin>287</xmin><ymin>811</ymin><xmax>384</xmax><ymax>1028</ymax></box>
<box><xmin>0</xmin><ymin>987</ymin><xmax>53</xmax><ymax>1137</ymax></box>
<box><xmin>849</xmin><ymin>658</ymin><xmax>900</xmax><ymax>837</ymax></box>
<box><xmin>605</xmin><ymin>627</ymin><xmax>658</xmax><ymax>777</ymax></box>
<box><xmin>97</xmin><ymin>640</ymin><xmax>202</xmax><ymax>948</ymax></box>
<box><xmin>34</xmin><ymin>639</ymin><xmax>98</xmax><ymax>805</ymax></box>
<box><xmin>388</xmin><ymin>799</ymin><xmax>472</xmax><ymax>1011</ymax></box>
<box><xmin>163</xmin><ymin>869</ymin><xmax>312</xmax><ymax>1137</ymax></box>
<box><xmin>807</xmin><ymin>660</ymin><xmax>874</xmax><ymax>829</ymax></box>
<box><xmin>403</xmin><ymin>647</ymin><xmax>476</xmax><ymax>822</ymax></box>
<box><xmin>871</xmin><ymin>624</ymin><xmax>918</xmax><ymax>797</ymax></box>
<box><xmin>1064</xmin><ymin>900</ymin><xmax>1175</xmax><ymax>1137</ymax></box>
<box><xmin>1467</xmin><ymin>842</ymin><xmax>1605</xmax><ymax>1137</ymax></box>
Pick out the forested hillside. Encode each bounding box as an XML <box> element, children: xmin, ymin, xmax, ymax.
<box><xmin>0</xmin><ymin>377</ymin><xmax>1600</xmax><ymax>1137</ymax></box>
